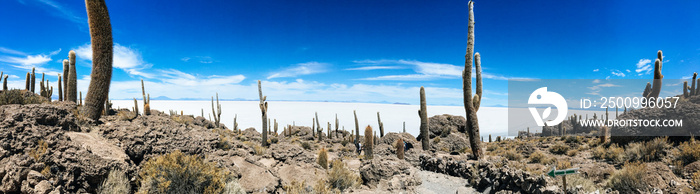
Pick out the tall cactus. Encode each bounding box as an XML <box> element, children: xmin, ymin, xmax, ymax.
<box><xmin>692</xmin><ymin>72</ymin><xmax>697</xmax><ymax>96</ymax></box>
<box><xmin>2</xmin><ymin>75</ymin><xmax>7</xmax><ymax>91</ymax></box>
<box><xmin>327</xmin><ymin>122</ymin><xmax>331</xmax><ymax>139</ymax></box>
<box><xmin>315</xmin><ymin>112</ymin><xmax>322</xmax><ymax>142</ymax></box>
<box><xmin>25</xmin><ymin>72</ymin><xmax>30</xmax><ymax>91</ymax></box>
<box><xmin>233</xmin><ymin>114</ymin><xmax>239</xmax><ymax>133</ymax></box>
<box><xmin>463</xmin><ymin>0</ymin><xmax>483</xmax><ymax>159</ymax></box>
<box><xmin>142</xmin><ymin>79</ymin><xmax>151</xmax><ymax>115</ymax></box>
<box><xmin>312</xmin><ymin>118</ymin><xmax>316</xmax><ymax>137</ymax></box>
<box><xmin>133</xmin><ymin>98</ymin><xmax>139</xmax><ymax>117</ymax></box>
<box><xmin>31</xmin><ymin>67</ymin><xmax>36</xmax><ymax>93</ymax></box>
<box><xmin>377</xmin><ymin>112</ymin><xmax>384</xmax><ymax>137</ymax></box>
<box><xmin>418</xmin><ymin>86</ymin><xmax>429</xmax><ymax>150</ymax></box>
<box><xmin>67</xmin><ymin>51</ymin><xmax>77</xmax><ymax>103</ymax></box>
<box><xmin>396</xmin><ymin>138</ymin><xmax>404</xmax><ymax>159</ymax></box>
<box><xmin>58</xmin><ymin>74</ymin><xmax>63</xmax><ymax>101</ymax></box>
<box><xmin>82</xmin><ymin>0</ymin><xmax>113</xmax><ymax>120</ymax></box>
<box><xmin>258</xmin><ymin>80</ymin><xmax>268</xmax><ymax>147</ymax></box>
<box><xmin>211</xmin><ymin>93</ymin><xmax>221</xmax><ymax>128</ymax></box>
<box><xmin>364</xmin><ymin>125</ymin><xmax>374</xmax><ymax>160</ymax></box>
<box><xmin>274</xmin><ymin>119</ymin><xmax>278</xmax><ymax>136</ymax></box>
<box><xmin>354</xmin><ymin>110</ymin><xmax>360</xmax><ymax>154</ymax></box>
<box><xmin>645</xmin><ymin>50</ymin><xmax>663</xmax><ymax>99</ymax></box>
<box><xmin>335</xmin><ymin>114</ymin><xmax>339</xmax><ymax>138</ymax></box>
<box><xmin>63</xmin><ymin>59</ymin><xmax>69</xmax><ymax>100</ymax></box>
<box><xmin>642</xmin><ymin>82</ymin><xmax>652</xmax><ymax>98</ymax></box>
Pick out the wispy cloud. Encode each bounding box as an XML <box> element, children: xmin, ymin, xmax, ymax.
<box><xmin>0</xmin><ymin>47</ymin><xmax>62</xmax><ymax>75</ymax></box>
<box><xmin>587</xmin><ymin>83</ymin><xmax>621</xmax><ymax>96</ymax></box>
<box><xmin>345</xmin><ymin>66</ymin><xmax>404</xmax><ymax>71</ymax></box>
<box><xmin>267</xmin><ymin>61</ymin><xmax>330</xmax><ymax>79</ymax></box>
<box><xmin>593</xmin><ymin>69</ymin><xmax>599</xmax><ymax>72</ymax></box>
<box><xmin>635</xmin><ymin>59</ymin><xmax>652</xmax><ymax>76</ymax></box>
<box><xmin>75</xmin><ymin>43</ymin><xmax>155</xmax><ymax>78</ymax></box>
<box><xmin>611</xmin><ymin>69</ymin><xmax>625</xmax><ymax>77</ymax></box>
<box><xmin>354</xmin><ymin>59</ymin><xmax>536</xmax><ymax>81</ymax></box>
<box><xmin>180</xmin><ymin>56</ymin><xmax>214</xmax><ymax>63</ymax></box>
<box><xmin>21</xmin><ymin>0</ymin><xmax>86</xmax><ymax>24</ymax></box>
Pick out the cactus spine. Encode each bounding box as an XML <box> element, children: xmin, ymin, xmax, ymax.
<box><xmin>141</xmin><ymin>79</ymin><xmax>150</xmax><ymax>115</ymax></box>
<box><xmin>82</xmin><ymin>0</ymin><xmax>113</xmax><ymax>120</ymax></box>
<box><xmin>211</xmin><ymin>93</ymin><xmax>221</xmax><ymax>128</ymax></box>
<box><xmin>364</xmin><ymin>125</ymin><xmax>373</xmax><ymax>160</ymax></box>
<box><xmin>58</xmin><ymin>74</ymin><xmax>63</xmax><ymax>101</ymax></box>
<box><xmin>377</xmin><ymin>112</ymin><xmax>384</xmax><ymax>137</ymax></box>
<box><xmin>645</xmin><ymin>50</ymin><xmax>663</xmax><ymax>99</ymax></box>
<box><xmin>258</xmin><ymin>80</ymin><xmax>268</xmax><ymax>147</ymax></box>
<box><xmin>419</xmin><ymin>86</ymin><xmax>429</xmax><ymax>150</ymax></box>
<box><xmin>463</xmin><ymin>0</ymin><xmax>483</xmax><ymax>159</ymax></box>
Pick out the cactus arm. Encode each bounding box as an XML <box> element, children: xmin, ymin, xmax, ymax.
<box><xmin>473</xmin><ymin>52</ymin><xmax>482</xmax><ymax>112</ymax></box>
<box><xmin>646</xmin><ymin>51</ymin><xmax>663</xmax><ymax>99</ymax></box>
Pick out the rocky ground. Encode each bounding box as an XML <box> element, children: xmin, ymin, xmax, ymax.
<box><xmin>1</xmin><ymin>91</ymin><xmax>700</xmax><ymax>193</ymax></box>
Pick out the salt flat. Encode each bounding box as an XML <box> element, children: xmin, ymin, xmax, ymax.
<box><xmin>111</xmin><ymin>100</ymin><xmax>609</xmax><ymax>139</ymax></box>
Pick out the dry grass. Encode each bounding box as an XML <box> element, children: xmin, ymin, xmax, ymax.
<box><xmin>137</xmin><ymin>150</ymin><xmax>230</xmax><ymax>194</ymax></box>
<box><xmin>501</xmin><ymin>150</ymin><xmax>523</xmax><ymax>161</ymax></box>
<box><xmin>0</xmin><ymin>89</ymin><xmax>47</xmax><ymax>105</ymax></box>
<box><xmin>607</xmin><ymin>162</ymin><xmax>649</xmax><ymax>193</ymax></box>
<box><xmin>98</xmin><ymin>169</ymin><xmax>131</xmax><ymax>194</ymax></box>
<box><xmin>624</xmin><ymin>137</ymin><xmax>670</xmax><ymax>162</ymax></box>
<box><xmin>692</xmin><ymin>171</ymin><xmax>700</xmax><ymax>190</ymax></box>
<box><xmin>253</xmin><ymin>145</ymin><xmax>266</xmax><ymax>156</ymax></box>
<box><xmin>564</xmin><ymin>174</ymin><xmax>598</xmax><ymax>193</ymax></box>
<box><xmin>318</xmin><ymin>148</ymin><xmax>328</xmax><ymax>169</ymax></box>
<box><xmin>555</xmin><ymin>160</ymin><xmax>572</xmax><ymax>170</ymax></box>
<box><xmin>529</xmin><ymin>151</ymin><xmax>553</xmax><ymax>165</ymax></box>
<box><xmin>549</xmin><ymin>143</ymin><xmax>569</xmax><ymax>155</ymax></box>
<box><xmin>676</xmin><ymin>138</ymin><xmax>700</xmax><ymax>166</ymax></box>
<box><xmin>327</xmin><ymin>159</ymin><xmax>360</xmax><ymax>191</ymax></box>
<box><xmin>29</xmin><ymin>140</ymin><xmax>48</xmax><ymax>161</ymax></box>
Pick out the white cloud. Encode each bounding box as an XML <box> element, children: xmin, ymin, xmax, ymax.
<box><xmin>75</xmin><ymin>43</ymin><xmax>155</xmax><ymax>78</ymax></box>
<box><xmin>28</xmin><ymin>0</ymin><xmax>85</xmax><ymax>24</ymax></box>
<box><xmin>180</xmin><ymin>57</ymin><xmax>190</xmax><ymax>62</ymax></box>
<box><xmin>267</xmin><ymin>61</ymin><xmax>330</xmax><ymax>79</ymax></box>
<box><xmin>0</xmin><ymin>47</ymin><xmax>28</xmax><ymax>55</ymax></box>
<box><xmin>635</xmin><ymin>59</ymin><xmax>652</xmax><ymax>75</ymax></box>
<box><xmin>354</xmin><ymin>59</ymin><xmax>535</xmax><ymax>81</ymax></box>
<box><xmin>593</xmin><ymin>69</ymin><xmax>599</xmax><ymax>72</ymax></box>
<box><xmin>611</xmin><ymin>70</ymin><xmax>625</xmax><ymax>77</ymax></box>
<box><xmin>345</xmin><ymin>66</ymin><xmax>404</xmax><ymax>71</ymax></box>
<box><xmin>0</xmin><ymin>47</ymin><xmax>62</xmax><ymax>76</ymax></box>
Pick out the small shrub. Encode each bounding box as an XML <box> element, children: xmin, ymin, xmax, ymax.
<box><xmin>117</xmin><ymin>110</ymin><xmax>136</xmax><ymax>121</ymax></box>
<box><xmin>284</xmin><ymin>180</ymin><xmax>311</xmax><ymax>194</ymax></box>
<box><xmin>608</xmin><ymin>162</ymin><xmax>648</xmax><ymax>192</ymax></box>
<box><xmin>565</xmin><ymin>136</ymin><xmax>581</xmax><ymax>144</ymax></box>
<box><xmin>0</xmin><ymin>89</ymin><xmax>46</xmax><ymax>105</ymax></box>
<box><xmin>692</xmin><ymin>171</ymin><xmax>700</xmax><ymax>189</ymax></box>
<box><xmin>433</xmin><ymin>137</ymin><xmax>441</xmax><ymax>144</ymax></box>
<box><xmin>677</xmin><ymin>138</ymin><xmax>700</xmax><ymax>166</ymax></box>
<box><xmin>591</xmin><ymin>145</ymin><xmax>606</xmax><ymax>160</ymax></box>
<box><xmin>363</xmin><ymin>126</ymin><xmax>373</xmax><ymax>160</ymax></box>
<box><xmin>222</xmin><ymin>179</ymin><xmax>245</xmax><ymax>194</ymax></box>
<box><xmin>625</xmin><ymin>137</ymin><xmax>670</xmax><ymax>162</ymax></box>
<box><xmin>253</xmin><ymin>145</ymin><xmax>266</xmax><ymax>156</ymax></box>
<box><xmin>41</xmin><ymin>166</ymin><xmax>51</xmax><ymax>177</ymax></box>
<box><xmin>502</xmin><ymin>150</ymin><xmax>523</xmax><ymax>161</ymax></box>
<box><xmin>301</xmin><ymin>142</ymin><xmax>311</xmax><ymax>150</ymax></box>
<box><xmin>564</xmin><ymin>174</ymin><xmax>598</xmax><ymax>193</ymax></box>
<box><xmin>605</xmin><ymin>144</ymin><xmax>625</xmax><ymax>163</ymax></box>
<box><xmin>340</xmin><ymin>139</ymin><xmax>348</xmax><ymax>147</ymax></box>
<box><xmin>556</xmin><ymin>160</ymin><xmax>572</xmax><ymax>170</ymax></box>
<box><xmin>529</xmin><ymin>151</ymin><xmax>553</xmax><ymax>164</ymax></box>
<box><xmin>566</xmin><ymin>149</ymin><xmax>579</xmax><ymax>157</ymax></box>
<box><xmin>172</xmin><ymin>115</ymin><xmax>194</xmax><ymax>125</ymax></box>
<box><xmin>312</xmin><ymin>179</ymin><xmax>332</xmax><ymax>194</ymax></box>
<box><xmin>327</xmin><ymin>159</ymin><xmax>360</xmax><ymax>191</ymax></box>
<box><xmin>138</xmin><ymin>150</ymin><xmax>230</xmax><ymax>194</ymax></box>
<box><xmin>549</xmin><ymin>143</ymin><xmax>569</xmax><ymax>155</ymax></box>
<box><xmin>98</xmin><ymin>169</ymin><xmax>131</xmax><ymax>194</ymax></box>
<box><xmin>318</xmin><ymin>148</ymin><xmax>328</xmax><ymax>169</ymax></box>
<box><xmin>30</xmin><ymin>140</ymin><xmax>48</xmax><ymax>161</ymax></box>
<box><xmin>270</xmin><ymin>137</ymin><xmax>279</xmax><ymax>144</ymax></box>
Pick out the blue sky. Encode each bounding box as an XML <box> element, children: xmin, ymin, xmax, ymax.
<box><xmin>1</xmin><ymin>0</ymin><xmax>699</xmax><ymax>106</ymax></box>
